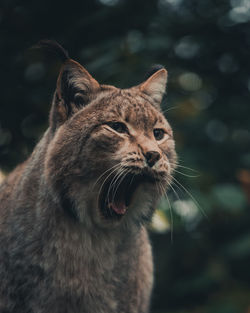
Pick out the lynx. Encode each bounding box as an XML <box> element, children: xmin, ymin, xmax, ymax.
<box><xmin>0</xmin><ymin>41</ymin><xmax>176</xmax><ymax>313</ymax></box>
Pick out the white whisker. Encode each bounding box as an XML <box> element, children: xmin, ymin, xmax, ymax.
<box><xmin>97</xmin><ymin>164</ymin><xmax>123</xmax><ymax>207</ymax></box>
<box><xmin>171</xmin><ymin>176</ymin><xmax>208</xmax><ymax>219</ymax></box>
<box><xmin>163</xmin><ymin>184</ymin><xmax>174</xmax><ymax>243</ymax></box>
<box><xmin>173</xmin><ymin>169</ymin><xmax>199</xmax><ymax>178</ymax></box>
<box><xmin>92</xmin><ymin>163</ymin><xmax>121</xmax><ymax>189</ymax></box>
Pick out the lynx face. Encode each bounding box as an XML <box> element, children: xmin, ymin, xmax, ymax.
<box><xmin>44</xmin><ymin>57</ymin><xmax>176</xmax><ymax>228</ymax></box>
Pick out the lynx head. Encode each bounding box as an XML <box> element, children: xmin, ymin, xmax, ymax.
<box><xmin>42</xmin><ymin>41</ymin><xmax>177</xmax><ymax>229</ymax></box>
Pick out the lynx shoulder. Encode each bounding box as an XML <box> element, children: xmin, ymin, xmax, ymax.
<box><xmin>0</xmin><ymin>41</ymin><xmax>177</xmax><ymax>313</ymax></box>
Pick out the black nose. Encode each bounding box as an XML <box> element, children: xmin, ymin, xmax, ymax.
<box><xmin>145</xmin><ymin>151</ymin><xmax>161</xmax><ymax>167</ymax></box>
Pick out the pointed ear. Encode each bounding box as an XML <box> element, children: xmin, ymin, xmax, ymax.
<box><xmin>50</xmin><ymin>59</ymin><xmax>100</xmax><ymax>129</ymax></box>
<box><xmin>139</xmin><ymin>68</ymin><xmax>168</xmax><ymax>108</ymax></box>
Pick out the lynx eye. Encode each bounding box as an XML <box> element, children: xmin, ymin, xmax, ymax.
<box><xmin>107</xmin><ymin>122</ymin><xmax>128</xmax><ymax>134</ymax></box>
<box><xmin>153</xmin><ymin>128</ymin><xmax>165</xmax><ymax>141</ymax></box>
<box><xmin>74</xmin><ymin>93</ymin><xmax>85</xmax><ymax>108</ymax></box>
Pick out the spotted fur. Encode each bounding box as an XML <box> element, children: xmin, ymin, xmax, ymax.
<box><xmin>0</xmin><ymin>42</ymin><xmax>176</xmax><ymax>313</ymax></box>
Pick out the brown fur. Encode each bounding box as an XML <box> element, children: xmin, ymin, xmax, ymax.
<box><xmin>0</xmin><ymin>43</ymin><xmax>176</xmax><ymax>313</ymax></box>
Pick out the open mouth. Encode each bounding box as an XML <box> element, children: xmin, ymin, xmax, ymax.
<box><xmin>98</xmin><ymin>172</ymin><xmax>156</xmax><ymax>220</ymax></box>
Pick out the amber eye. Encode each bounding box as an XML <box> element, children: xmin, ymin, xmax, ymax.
<box><xmin>153</xmin><ymin>128</ymin><xmax>165</xmax><ymax>141</ymax></box>
<box><xmin>108</xmin><ymin>122</ymin><xmax>128</xmax><ymax>134</ymax></box>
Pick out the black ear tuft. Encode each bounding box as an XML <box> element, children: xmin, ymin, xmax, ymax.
<box><xmin>145</xmin><ymin>64</ymin><xmax>165</xmax><ymax>80</ymax></box>
<box><xmin>32</xmin><ymin>40</ymin><xmax>70</xmax><ymax>63</ymax></box>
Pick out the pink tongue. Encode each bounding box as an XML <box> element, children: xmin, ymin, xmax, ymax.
<box><xmin>111</xmin><ymin>201</ymin><xmax>127</xmax><ymax>215</ymax></box>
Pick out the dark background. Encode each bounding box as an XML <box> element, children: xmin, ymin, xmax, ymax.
<box><xmin>1</xmin><ymin>0</ymin><xmax>250</xmax><ymax>312</ymax></box>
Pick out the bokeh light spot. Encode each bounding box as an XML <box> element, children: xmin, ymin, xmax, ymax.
<box><xmin>98</xmin><ymin>0</ymin><xmax>120</xmax><ymax>6</ymax></box>
<box><xmin>173</xmin><ymin>199</ymin><xmax>199</xmax><ymax>221</ymax></box>
<box><xmin>174</xmin><ymin>36</ymin><xmax>200</xmax><ymax>59</ymax></box>
<box><xmin>206</xmin><ymin>119</ymin><xmax>228</xmax><ymax>142</ymax></box>
<box><xmin>178</xmin><ymin>72</ymin><xmax>202</xmax><ymax>91</ymax></box>
<box><xmin>218</xmin><ymin>54</ymin><xmax>239</xmax><ymax>73</ymax></box>
<box><xmin>24</xmin><ymin>63</ymin><xmax>45</xmax><ymax>82</ymax></box>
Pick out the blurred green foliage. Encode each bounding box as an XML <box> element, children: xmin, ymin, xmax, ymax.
<box><xmin>1</xmin><ymin>0</ymin><xmax>250</xmax><ymax>312</ymax></box>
